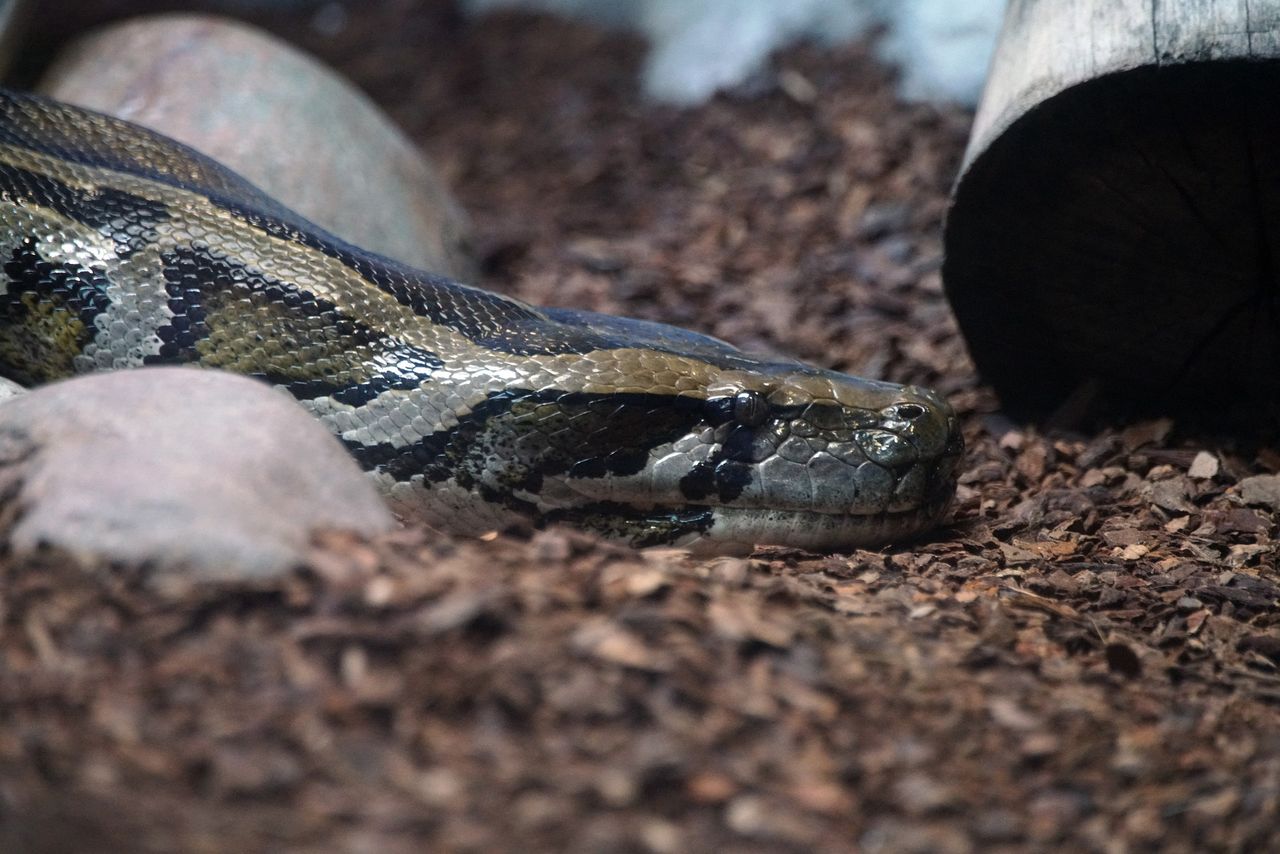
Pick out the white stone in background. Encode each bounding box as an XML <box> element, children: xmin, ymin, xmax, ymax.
<box><xmin>878</xmin><ymin>0</ymin><xmax>1005</xmax><ymax>104</ymax></box>
<box><xmin>640</xmin><ymin>0</ymin><xmax>872</xmax><ymax>105</ymax></box>
<box><xmin>460</xmin><ymin>0</ymin><xmax>1006</xmax><ymax>106</ymax></box>
<box><xmin>0</xmin><ymin>368</ymin><xmax>394</xmax><ymax>584</ymax></box>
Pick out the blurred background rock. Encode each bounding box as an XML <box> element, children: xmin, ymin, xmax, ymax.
<box><xmin>14</xmin><ymin>0</ymin><xmax>1006</xmax><ymax>106</ymax></box>
<box><xmin>461</xmin><ymin>0</ymin><xmax>1005</xmax><ymax>105</ymax></box>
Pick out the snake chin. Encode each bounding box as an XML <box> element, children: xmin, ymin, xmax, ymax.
<box><xmin>683</xmin><ymin>499</ymin><xmax>957</xmax><ymax>554</ymax></box>
<box><xmin>547</xmin><ymin>477</ymin><xmax>957</xmax><ymax>554</ymax></box>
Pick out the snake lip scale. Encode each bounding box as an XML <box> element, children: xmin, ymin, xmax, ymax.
<box><xmin>0</xmin><ymin>89</ymin><xmax>963</xmax><ymax>550</ymax></box>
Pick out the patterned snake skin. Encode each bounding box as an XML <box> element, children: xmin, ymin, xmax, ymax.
<box><xmin>0</xmin><ymin>89</ymin><xmax>962</xmax><ymax>550</ymax></box>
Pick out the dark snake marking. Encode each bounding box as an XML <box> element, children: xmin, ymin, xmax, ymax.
<box><xmin>0</xmin><ymin>237</ymin><xmax>113</xmax><ymax>384</ymax></box>
<box><xmin>158</xmin><ymin>243</ymin><xmax>445</xmax><ymax>406</ymax></box>
<box><xmin>0</xmin><ymin>160</ymin><xmax>170</xmax><ymax>258</ymax></box>
<box><xmin>348</xmin><ymin>389</ymin><xmax>709</xmax><ymax>488</ymax></box>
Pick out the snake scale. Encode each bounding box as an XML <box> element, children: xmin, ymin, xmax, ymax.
<box><xmin>0</xmin><ymin>89</ymin><xmax>962</xmax><ymax>550</ymax></box>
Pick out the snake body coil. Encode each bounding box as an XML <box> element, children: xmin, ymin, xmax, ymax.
<box><xmin>0</xmin><ymin>90</ymin><xmax>961</xmax><ymax>549</ymax></box>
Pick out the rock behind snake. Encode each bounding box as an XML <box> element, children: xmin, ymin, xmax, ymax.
<box><xmin>0</xmin><ymin>89</ymin><xmax>962</xmax><ymax>550</ymax></box>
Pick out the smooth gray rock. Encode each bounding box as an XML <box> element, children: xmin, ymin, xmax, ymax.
<box><xmin>39</xmin><ymin>13</ymin><xmax>476</xmax><ymax>281</ymax></box>
<box><xmin>0</xmin><ymin>368</ymin><xmax>393</xmax><ymax>582</ymax></box>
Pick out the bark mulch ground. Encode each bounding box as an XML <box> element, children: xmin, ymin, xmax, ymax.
<box><xmin>5</xmin><ymin>3</ymin><xmax>1280</xmax><ymax>851</ymax></box>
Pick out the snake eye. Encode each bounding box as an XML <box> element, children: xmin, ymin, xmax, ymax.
<box><xmin>732</xmin><ymin>390</ymin><xmax>770</xmax><ymax>427</ymax></box>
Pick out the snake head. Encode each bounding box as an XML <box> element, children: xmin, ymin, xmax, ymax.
<box><xmin>527</xmin><ymin>363</ymin><xmax>963</xmax><ymax>551</ymax></box>
<box><xmin>362</xmin><ymin>307</ymin><xmax>962</xmax><ymax>552</ymax></box>
<box><xmin>674</xmin><ymin>368</ymin><xmax>963</xmax><ymax>550</ymax></box>
<box><xmin>414</xmin><ymin>349</ymin><xmax>964</xmax><ymax>552</ymax></box>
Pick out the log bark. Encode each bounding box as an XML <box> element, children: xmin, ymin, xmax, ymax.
<box><xmin>945</xmin><ymin>0</ymin><xmax>1280</xmax><ymax>418</ymax></box>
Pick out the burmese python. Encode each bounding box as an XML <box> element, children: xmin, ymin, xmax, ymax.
<box><xmin>0</xmin><ymin>89</ymin><xmax>961</xmax><ymax>550</ymax></box>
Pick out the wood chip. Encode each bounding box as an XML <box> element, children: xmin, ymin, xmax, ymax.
<box><xmin>1188</xmin><ymin>451</ymin><xmax>1220</xmax><ymax>480</ymax></box>
<box><xmin>1239</xmin><ymin>475</ymin><xmax>1280</xmax><ymax>511</ymax></box>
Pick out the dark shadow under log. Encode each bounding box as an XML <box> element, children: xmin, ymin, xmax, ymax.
<box><xmin>945</xmin><ymin>1</ymin><xmax>1280</xmax><ymax>421</ymax></box>
<box><xmin>947</xmin><ymin>61</ymin><xmax>1280</xmax><ymax>417</ymax></box>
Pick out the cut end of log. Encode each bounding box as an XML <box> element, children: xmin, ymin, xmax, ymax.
<box><xmin>946</xmin><ymin>59</ymin><xmax>1280</xmax><ymax>418</ymax></box>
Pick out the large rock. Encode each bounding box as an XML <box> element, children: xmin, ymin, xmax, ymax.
<box><xmin>0</xmin><ymin>368</ymin><xmax>393</xmax><ymax>583</ymax></box>
<box><xmin>39</xmin><ymin>13</ymin><xmax>475</xmax><ymax>280</ymax></box>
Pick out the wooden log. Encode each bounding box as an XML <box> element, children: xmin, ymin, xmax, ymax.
<box><xmin>944</xmin><ymin>0</ymin><xmax>1280</xmax><ymax>419</ymax></box>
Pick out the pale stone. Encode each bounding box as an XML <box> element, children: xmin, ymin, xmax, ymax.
<box><xmin>0</xmin><ymin>368</ymin><xmax>393</xmax><ymax>582</ymax></box>
<box><xmin>1187</xmin><ymin>451</ymin><xmax>1219</xmax><ymax>480</ymax></box>
<box><xmin>39</xmin><ymin>13</ymin><xmax>475</xmax><ymax>280</ymax></box>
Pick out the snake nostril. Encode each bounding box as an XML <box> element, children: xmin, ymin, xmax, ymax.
<box><xmin>895</xmin><ymin>403</ymin><xmax>927</xmax><ymax>420</ymax></box>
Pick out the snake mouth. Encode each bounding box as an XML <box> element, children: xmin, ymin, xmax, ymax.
<box><xmin>689</xmin><ymin>498</ymin><xmax>956</xmax><ymax>553</ymax></box>
<box><xmin>543</xmin><ymin>488</ymin><xmax>955</xmax><ymax>552</ymax></box>
<box><xmin>691</xmin><ymin>482</ymin><xmax>957</xmax><ymax>551</ymax></box>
